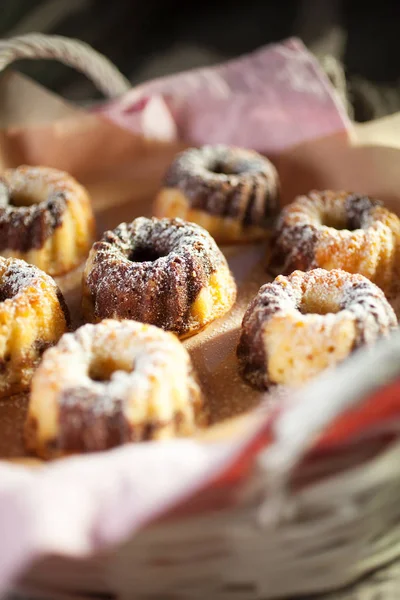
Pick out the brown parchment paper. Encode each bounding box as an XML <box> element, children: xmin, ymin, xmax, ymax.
<box><xmin>1</xmin><ymin>70</ymin><xmax>399</xmax><ymax>464</ymax></box>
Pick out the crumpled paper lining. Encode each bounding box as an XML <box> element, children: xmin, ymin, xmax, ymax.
<box><xmin>1</xmin><ymin>36</ymin><xmax>398</xmax><ymax>595</ymax></box>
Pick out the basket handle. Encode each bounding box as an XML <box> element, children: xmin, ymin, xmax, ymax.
<box><xmin>0</xmin><ymin>33</ymin><xmax>131</xmax><ymax>99</ymax></box>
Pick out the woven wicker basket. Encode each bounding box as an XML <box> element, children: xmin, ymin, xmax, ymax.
<box><xmin>11</xmin><ymin>334</ymin><xmax>400</xmax><ymax>600</ymax></box>
<box><xmin>1</xmin><ymin>34</ymin><xmax>400</xmax><ymax>600</ymax></box>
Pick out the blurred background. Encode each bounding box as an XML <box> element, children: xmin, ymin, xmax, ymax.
<box><xmin>2</xmin><ymin>0</ymin><xmax>400</xmax><ymax>122</ymax></box>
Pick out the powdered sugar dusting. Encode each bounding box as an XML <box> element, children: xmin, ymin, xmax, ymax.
<box><xmin>0</xmin><ymin>166</ymin><xmax>94</xmax><ymax>276</ymax></box>
<box><xmin>38</xmin><ymin>320</ymin><xmax>196</xmax><ymax>408</ymax></box>
<box><xmin>271</xmin><ymin>190</ymin><xmax>400</xmax><ymax>295</ymax></box>
<box><xmin>238</xmin><ymin>268</ymin><xmax>398</xmax><ymax>390</ymax></box>
<box><xmin>84</xmin><ymin>217</ymin><xmax>235</xmax><ymax>336</ymax></box>
<box><xmin>7</xmin><ymin>229</ymin><xmax>400</xmax><ymax>457</ymax></box>
<box><xmin>163</xmin><ymin>145</ymin><xmax>280</xmax><ymax>227</ymax></box>
<box><xmin>29</xmin><ymin>319</ymin><xmax>204</xmax><ymax>453</ymax></box>
<box><xmin>7</xmin><ymin>165</ymin><xmax>78</xmax><ymax>205</ymax></box>
<box><xmin>0</xmin><ymin>256</ymin><xmax>57</xmax><ymax>304</ymax></box>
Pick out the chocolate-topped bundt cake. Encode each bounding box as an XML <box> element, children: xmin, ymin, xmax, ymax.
<box><xmin>0</xmin><ymin>165</ymin><xmax>96</xmax><ymax>276</ymax></box>
<box><xmin>237</xmin><ymin>269</ymin><xmax>397</xmax><ymax>390</ymax></box>
<box><xmin>25</xmin><ymin>319</ymin><xmax>206</xmax><ymax>458</ymax></box>
<box><xmin>154</xmin><ymin>145</ymin><xmax>280</xmax><ymax>243</ymax></box>
<box><xmin>0</xmin><ymin>257</ymin><xmax>70</xmax><ymax>398</ymax></box>
<box><xmin>82</xmin><ymin>217</ymin><xmax>237</xmax><ymax>337</ymax></box>
<box><xmin>269</xmin><ymin>190</ymin><xmax>400</xmax><ymax>294</ymax></box>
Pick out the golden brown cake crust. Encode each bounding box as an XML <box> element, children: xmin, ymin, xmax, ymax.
<box><xmin>0</xmin><ymin>165</ymin><xmax>96</xmax><ymax>276</ymax></box>
<box><xmin>25</xmin><ymin>319</ymin><xmax>206</xmax><ymax>458</ymax></box>
<box><xmin>82</xmin><ymin>217</ymin><xmax>237</xmax><ymax>337</ymax></box>
<box><xmin>269</xmin><ymin>190</ymin><xmax>400</xmax><ymax>293</ymax></box>
<box><xmin>154</xmin><ymin>145</ymin><xmax>280</xmax><ymax>243</ymax></box>
<box><xmin>237</xmin><ymin>269</ymin><xmax>398</xmax><ymax>390</ymax></box>
<box><xmin>0</xmin><ymin>257</ymin><xmax>70</xmax><ymax>399</ymax></box>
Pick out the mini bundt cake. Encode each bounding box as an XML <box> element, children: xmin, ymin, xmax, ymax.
<box><xmin>269</xmin><ymin>190</ymin><xmax>400</xmax><ymax>294</ymax></box>
<box><xmin>0</xmin><ymin>165</ymin><xmax>96</xmax><ymax>276</ymax></box>
<box><xmin>237</xmin><ymin>268</ymin><xmax>398</xmax><ymax>390</ymax></box>
<box><xmin>0</xmin><ymin>257</ymin><xmax>70</xmax><ymax>398</ymax></box>
<box><xmin>154</xmin><ymin>145</ymin><xmax>280</xmax><ymax>244</ymax></box>
<box><xmin>25</xmin><ymin>319</ymin><xmax>206</xmax><ymax>458</ymax></box>
<box><xmin>82</xmin><ymin>217</ymin><xmax>237</xmax><ymax>338</ymax></box>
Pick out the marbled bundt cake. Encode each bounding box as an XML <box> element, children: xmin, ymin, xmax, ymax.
<box><xmin>0</xmin><ymin>257</ymin><xmax>70</xmax><ymax>398</ymax></box>
<box><xmin>0</xmin><ymin>165</ymin><xmax>96</xmax><ymax>276</ymax></box>
<box><xmin>237</xmin><ymin>268</ymin><xmax>397</xmax><ymax>390</ymax></box>
<box><xmin>82</xmin><ymin>217</ymin><xmax>237</xmax><ymax>338</ymax></box>
<box><xmin>154</xmin><ymin>145</ymin><xmax>280</xmax><ymax>244</ymax></box>
<box><xmin>25</xmin><ymin>319</ymin><xmax>206</xmax><ymax>458</ymax></box>
<box><xmin>269</xmin><ymin>190</ymin><xmax>400</xmax><ymax>294</ymax></box>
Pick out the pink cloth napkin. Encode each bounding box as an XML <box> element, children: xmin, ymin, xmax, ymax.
<box><xmin>0</xmin><ymin>37</ymin><xmax>355</xmax><ymax>595</ymax></box>
<box><xmin>99</xmin><ymin>37</ymin><xmax>351</xmax><ymax>153</ymax></box>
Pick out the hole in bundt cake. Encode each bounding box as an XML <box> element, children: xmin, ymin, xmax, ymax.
<box><xmin>299</xmin><ymin>302</ymin><xmax>340</xmax><ymax>316</ymax></box>
<box><xmin>322</xmin><ymin>215</ymin><xmax>349</xmax><ymax>230</ymax></box>
<box><xmin>321</xmin><ymin>211</ymin><xmax>361</xmax><ymax>231</ymax></box>
<box><xmin>88</xmin><ymin>357</ymin><xmax>132</xmax><ymax>383</ymax></box>
<box><xmin>209</xmin><ymin>161</ymin><xmax>232</xmax><ymax>175</ymax></box>
<box><xmin>208</xmin><ymin>160</ymin><xmax>247</xmax><ymax>176</ymax></box>
<box><xmin>299</xmin><ymin>295</ymin><xmax>341</xmax><ymax>316</ymax></box>
<box><xmin>300</xmin><ymin>304</ymin><xmax>338</xmax><ymax>316</ymax></box>
<box><xmin>129</xmin><ymin>247</ymin><xmax>167</xmax><ymax>263</ymax></box>
<box><xmin>8</xmin><ymin>188</ymin><xmax>63</xmax><ymax>207</ymax></box>
<box><xmin>89</xmin><ymin>368</ymin><xmax>111</xmax><ymax>382</ymax></box>
<box><xmin>298</xmin><ymin>278</ymin><xmax>343</xmax><ymax>316</ymax></box>
<box><xmin>9</xmin><ymin>191</ymin><xmax>41</xmax><ymax>207</ymax></box>
<box><xmin>89</xmin><ymin>361</ymin><xmax>127</xmax><ymax>381</ymax></box>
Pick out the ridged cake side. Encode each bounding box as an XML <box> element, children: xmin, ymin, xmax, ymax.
<box><xmin>269</xmin><ymin>191</ymin><xmax>400</xmax><ymax>294</ymax></box>
<box><xmin>0</xmin><ymin>166</ymin><xmax>96</xmax><ymax>276</ymax></box>
<box><xmin>0</xmin><ymin>257</ymin><xmax>70</xmax><ymax>398</ymax></box>
<box><xmin>154</xmin><ymin>145</ymin><xmax>280</xmax><ymax>243</ymax></box>
<box><xmin>237</xmin><ymin>269</ymin><xmax>397</xmax><ymax>390</ymax></box>
<box><xmin>25</xmin><ymin>319</ymin><xmax>206</xmax><ymax>458</ymax></box>
<box><xmin>82</xmin><ymin>217</ymin><xmax>237</xmax><ymax>337</ymax></box>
